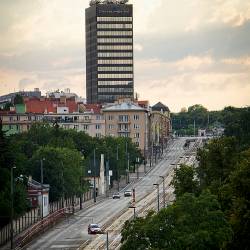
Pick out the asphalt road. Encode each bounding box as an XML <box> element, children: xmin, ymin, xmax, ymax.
<box><xmin>26</xmin><ymin>137</ymin><xmax>194</xmax><ymax>250</ymax></box>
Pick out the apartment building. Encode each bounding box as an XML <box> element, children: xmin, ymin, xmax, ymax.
<box><xmin>102</xmin><ymin>101</ymin><xmax>148</xmax><ymax>153</ymax></box>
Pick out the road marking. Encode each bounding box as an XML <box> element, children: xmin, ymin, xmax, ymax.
<box><xmin>50</xmin><ymin>244</ymin><xmax>80</xmax><ymax>248</ymax></box>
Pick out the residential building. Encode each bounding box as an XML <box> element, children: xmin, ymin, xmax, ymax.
<box><xmin>150</xmin><ymin>102</ymin><xmax>171</xmax><ymax>154</ymax></box>
<box><xmin>102</xmin><ymin>100</ymin><xmax>148</xmax><ymax>153</ymax></box>
<box><xmin>85</xmin><ymin>0</ymin><xmax>134</xmax><ymax>104</ymax></box>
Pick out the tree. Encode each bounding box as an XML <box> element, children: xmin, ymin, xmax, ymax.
<box><xmin>13</xmin><ymin>94</ymin><xmax>24</xmax><ymax>105</ymax></box>
<box><xmin>121</xmin><ymin>191</ymin><xmax>232</xmax><ymax>250</ymax></box>
<box><xmin>28</xmin><ymin>146</ymin><xmax>83</xmax><ymax>201</ymax></box>
<box><xmin>170</xmin><ymin>164</ymin><xmax>199</xmax><ymax>198</ymax></box>
<box><xmin>226</xmin><ymin>149</ymin><xmax>250</xmax><ymax>249</ymax></box>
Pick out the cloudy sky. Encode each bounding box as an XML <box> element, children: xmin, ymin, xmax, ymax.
<box><xmin>0</xmin><ymin>0</ymin><xmax>250</xmax><ymax>111</ymax></box>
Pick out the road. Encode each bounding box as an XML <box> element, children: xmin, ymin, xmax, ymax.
<box><xmin>26</xmin><ymin>137</ymin><xmax>200</xmax><ymax>250</ymax></box>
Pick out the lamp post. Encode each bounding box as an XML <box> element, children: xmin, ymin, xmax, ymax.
<box><xmin>116</xmin><ymin>145</ymin><xmax>120</xmax><ymax>191</ymax></box>
<box><xmin>159</xmin><ymin>176</ymin><xmax>166</xmax><ymax>208</ymax></box>
<box><xmin>40</xmin><ymin>158</ymin><xmax>45</xmax><ymax>219</ymax></box>
<box><xmin>93</xmin><ymin>148</ymin><xmax>96</xmax><ymax>203</ymax></box>
<box><xmin>10</xmin><ymin>166</ymin><xmax>16</xmax><ymax>250</ymax></box>
<box><xmin>129</xmin><ymin>205</ymin><xmax>136</xmax><ymax>219</ymax></box>
<box><xmin>153</xmin><ymin>183</ymin><xmax>160</xmax><ymax>212</ymax></box>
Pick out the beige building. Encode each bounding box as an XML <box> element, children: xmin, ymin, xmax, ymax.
<box><xmin>102</xmin><ymin>101</ymin><xmax>149</xmax><ymax>153</ymax></box>
<box><xmin>149</xmin><ymin>102</ymin><xmax>171</xmax><ymax>154</ymax></box>
<box><xmin>0</xmin><ymin>111</ymin><xmax>105</xmax><ymax>138</ymax></box>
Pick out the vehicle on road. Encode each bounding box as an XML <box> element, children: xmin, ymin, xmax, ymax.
<box><xmin>88</xmin><ymin>224</ymin><xmax>102</xmax><ymax>234</ymax></box>
<box><xmin>124</xmin><ymin>190</ymin><xmax>132</xmax><ymax>197</ymax></box>
<box><xmin>112</xmin><ymin>193</ymin><xmax>121</xmax><ymax>199</ymax></box>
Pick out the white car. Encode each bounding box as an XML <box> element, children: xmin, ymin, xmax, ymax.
<box><xmin>124</xmin><ymin>190</ymin><xmax>132</xmax><ymax>197</ymax></box>
<box><xmin>88</xmin><ymin>223</ymin><xmax>102</xmax><ymax>234</ymax></box>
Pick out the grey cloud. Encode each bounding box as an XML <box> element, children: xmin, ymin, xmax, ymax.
<box><xmin>0</xmin><ymin>45</ymin><xmax>85</xmax><ymax>72</ymax></box>
<box><xmin>134</xmin><ymin>21</ymin><xmax>250</xmax><ymax>61</ymax></box>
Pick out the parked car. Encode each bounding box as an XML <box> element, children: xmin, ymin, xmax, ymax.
<box><xmin>88</xmin><ymin>223</ymin><xmax>102</xmax><ymax>234</ymax></box>
<box><xmin>124</xmin><ymin>190</ymin><xmax>132</xmax><ymax>197</ymax></box>
<box><xmin>112</xmin><ymin>193</ymin><xmax>121</xmax><ymax>199</ymax></box>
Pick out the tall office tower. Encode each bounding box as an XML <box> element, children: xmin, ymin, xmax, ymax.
<box><xmin>85</xmin><ymin>0</ymin><xmax>134</xmax><ymax>104</ymax></box>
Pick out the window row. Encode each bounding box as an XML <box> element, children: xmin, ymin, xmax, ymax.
<box><xmin>98</xmin><ymin>87</ymin><xmax>133</xmax><ymax>93</ymax></box>
<box><xmin>98</xmin><ymin>38</ymin><xmax>132</xmax><ymax>43</ymax></box>
<box><xmin>97</xmin><ymin>23</ymin><xmax>132</xmax><ymax>29</ymax></box>
<box><xmin>98</xmin><ymin>73</ymin><xmax>133</xmax><ymax>78</ymax></box>
<box><xmin>98</xmin><ymin>59</ymin><xmax>133</xmax><ymax>64</ymax></box>
<box><xmin>97</xmin><ymin>31</ymin><xmax>132</xmax><ymax>36</ymax></box>
<box><xmin>97</xmin><ymin>17</ymin><xmax>132</xmax><ymax>22</ymax></box>
<box><xmin>98</xmin><ymin>66</ymin><xmax>133</xmax><ymax>72</ymax></box>
<box><xmin>98</xmin><ymin>45</ymin><xmax>132</xmax><ymax>50</ymax></box>
<box><xmin>98</xmin><ymin>52</ymin><xmax>133</xmax><ymax>58</ymax></box>
<box><xmin>107</xmin><ymin>114</ymin><xmax>140</xmax><ymax>121</ymax></box>
<box><xmin>108</xmin><ymin>124</ymin><xmax>140</xmax><ymax>130</ymax></box>
<box><xmin>98</xmin><ymin>81</ymin><xmax>133</xmax><ymax>86</ymax></box>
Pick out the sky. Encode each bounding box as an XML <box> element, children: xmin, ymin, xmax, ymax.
<box><xmin>0</xmin><ymin>0</ymin><xmax>250</xmax><ymax>112</ymax></box>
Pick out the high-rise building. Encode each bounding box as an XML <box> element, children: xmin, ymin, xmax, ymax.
<box><xmin>85</xmin><ymin>0</ymin><xmax>134</xmax><ymax>104</ymax></box>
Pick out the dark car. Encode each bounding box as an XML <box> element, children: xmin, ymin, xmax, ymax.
<box><xmin>124</xmin><ymin>190</ymin><xmax>132</xmax><ymax>197</ymax></box>
<box><xmin>88</xmin><ymin>223</ymin><xmax>102</xmax><ymax>234</ymax></box>
<box><xmin>112</xmin><ymin>193</ymin><xmax>121</xmax><ymax>199</ymax></box>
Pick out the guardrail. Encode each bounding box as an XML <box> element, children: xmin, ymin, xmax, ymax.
<box><xmin>15</xmin><ymin>206</ymin><xmax>73</xmax><ymax>249</ymax></box>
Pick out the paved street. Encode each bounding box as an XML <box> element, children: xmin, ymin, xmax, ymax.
<box><xmin>26</xmin><ymin>137</ymin><xmax>197</xmax><ymax>250</ymax></box>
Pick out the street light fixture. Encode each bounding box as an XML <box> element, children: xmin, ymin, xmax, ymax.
<box><xmin>153</xmin><ymin>183</ymin><xmax>160</xmax><ymax>212</ymax></box>
<box><xmin>93</xmin><ymin>148</ymin><xmax>97</xmax><ymax>203</ymax></box>
<box><xmin>159</xmin><ymin>176</ymin><xmax>166</xmax><ymax>208</ymax></box>
<box><xmin>128</xmin><ymin>205</ymin><xmax>136</xmax><ymax>219</ymax></box>
<box><xmin>40</xmin><ymin>158</ymin><xmax>45</xmax><ymax>219</ymax></box>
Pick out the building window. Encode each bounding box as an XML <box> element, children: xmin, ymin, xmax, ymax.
<box><xmin>74</xmin><ymin>125</ymin><xmax>79</xmax><ymax>130</ymax></box>
<box><xmin>108</xmin><ymin>115</ymin><xmax>113</xmax><ymax>120</ymax></box>
<box><xmin>134</xmin><ymin>114</ymin><xmax>139</xmax><ymax>120</ymax></box>
<box><xmin>96</xmin><ymin>124</ymin><xmax>101</xmax><ymax>130</ymax></box>
<box><xmin>108</xmin><ymin>124</ymin><xmax>114</xmax><ymax>130</ymax></box>
<box><xmin>135</xmin><ymin>141</ymin><xmax>140</xmax><ymax>147</ymax></box>
<box><xmin>134</xmin><ymin>124</ymin><xmax>140</xmax><ymax>129</ymax></box>
<box><xmin>83</xmin><ymin>125</ymin><xmax>89</xmax><ymax>130</ymax></box>
<box><xmin>119</xmin><ymin>115</ymin><xmax>129</xmax><ymax>122</ymax></box>
<box><xmin>96</xmin><ymin>133</ymin><xmax>102</xmax><ymax>138</ymax></box>
<box><xmin>9</xmin><ymin>117</ymin><xmax>13</xmax><ymax>121</ymax></box>
<box><xmin>85</xmin><ymin>116</ymin><xmax>89</xmax><ymax>121</ymax></box>
<box><xmin>96</xmin><ymin>115</ymin><xmax>101</xmax><ymax>120</ymax></box>
<box><xmin>134</xmin><ymin>133</ymin><xmax>140</xmax><ymax>138</ymax></box>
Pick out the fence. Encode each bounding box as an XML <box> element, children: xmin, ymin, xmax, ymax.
<box><xmin>0</xmin><ymin>190</ymin><xmax>93</xmax><ymax>247</ymax></box>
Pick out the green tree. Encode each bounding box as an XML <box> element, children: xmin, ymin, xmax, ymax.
<box><xmin>13</xmin><ymin>94</ymin><xmax>24</xmax><ymax>105</ymax></box>
<box><xmin>170</xmin><ymin>164</ymin><xmax>199</xmax><ymax>198</ymax></box>
<box><xmin>121</xmin><ymin>191</ymin><xmax>232</xmax><ymax>250</ymax></box>
<box><xmin>28</xmin><ymin>146</ymin><xmax>83</xmax><ymax>201</ymax></box>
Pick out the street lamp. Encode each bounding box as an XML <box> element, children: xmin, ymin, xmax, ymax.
<box><xmin>116</xmin><ymin>145</ymin><xmax>120</xmax><ymax>191</ymax></box>
<box><xmin>153</xmin><ymin>183</ymin><xmax>160</xmax><ymax>212</ymax></box>
<box><xmin>93</xmin><ymin>148</ymin><xmax>97</xmax><ymax>203</ymax></box>
<box><xmin>10</xmin><ymin>166</ymin><xmax>16</xmax><ymax>250</ymax></box>
<box><xmin>129</xmin><ymin>205</ymin><xmax>136</xmax><ymax>219</ymax></box>
<box><xmin>159</xmin><ymin>176</ymin><xmax>166</xmax><ymax>208</ymax></box>
<box><xmin>40</xmin><ymin>158</ymin><xmax>45</xmax><ymax>219</ymax></box>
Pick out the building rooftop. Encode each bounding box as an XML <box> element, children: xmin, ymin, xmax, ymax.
<box><xmin>152</xmin><ymin>102</ymin><xmax>170</xmax><ymax>112</ymax></box>
<box><xmin>103</xmin><ymin>102</ymin><xmax>145</xmax><ymax>112</ymax></box>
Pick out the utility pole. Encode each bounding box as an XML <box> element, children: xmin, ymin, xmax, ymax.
<box><xmin>116</xmin><ymin>145</ymin><xmax>119</xmax><ymax>191</ymax></box>
<box><xmin>127</xmin><ymin>152</ymin><xmax>130</xmax><ymax>183</ymax></box>
<box><xmin>10</xmin><ymin>166</ymin><xmax>16</xmax><ymax>250</ymax></box>
<box><xmin>40</xmin><ymin>158</ymin><xmax>45</xmax><ymax>219</ymax></box>
<box><xmin>106</xmin><ymin>231</ymin><xmax>109</xmax><ymax>250</ymax></box>
<box><xmin>160</xmin><ymin>176</ymin><xmax>166</xmax><ymax>208</ymax></box>
<box><xmin>153</xmin><ymin>183</ymin><xmax>160</xmax><ymax>212</ymax></box>
<box><xmin>93</xmin><ymin>148</ymin><xmax>96</xmax><ymax>203</ymax></box>
<box><xmin>193</xmin><ymin>119</ymin><xmax>196</xmax><ymax>137</ymax></box>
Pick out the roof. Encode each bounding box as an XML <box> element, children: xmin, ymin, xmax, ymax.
<box><xmin>84</xmin><ymin>104</ymin><xmax>102</xmax><ymax>114</ymax></box>
<box><xmin>103</xmin><ymin>102</ymin><xmax>145</xmax><ymax>112</ymax></box>
<box><xmin>152</xmin><ymin>102</ymin><xmax>170</xmax><ymax>112</ymax></box>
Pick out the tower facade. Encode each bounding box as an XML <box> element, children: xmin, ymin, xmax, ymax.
<box><xmin>85</xmin><ymin>0</ymin><xmax>134</xmax><ymax>104</ymax></box>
